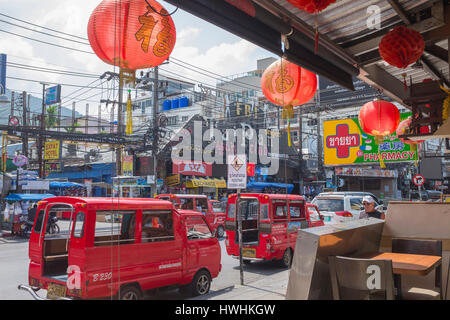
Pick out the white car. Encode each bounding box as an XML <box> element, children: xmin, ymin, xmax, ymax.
<box><xmin>311</xmin><ymin>194</ymin><xmax>383</xmax><ymax>224</ymax></box>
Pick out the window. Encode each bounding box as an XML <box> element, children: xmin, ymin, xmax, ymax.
<box><xmin>239</xmin><ymin>199</ymin><xmax>259</xmax><ymax>220</ymax></box>
<box><xmin>185</xmin><ymin>216</ymin><xmax>212</xmax><ymax>240</ymax></box>
<box><xmin>314</xmin><ymin>199</ymin><xmax>344</xmax><ymax>212</ymax></box>
<box><xmin>272</xmin><ymin>200</ymin><xmax>288</xmax><ymax>221</ymax></box>
<box><xmin>260</xmin><ymin>204</ymin><xmax>269</xmax><ymax>220</ymax></box>
<box><xmin>179</xmin><ymin>198</ymin><xmax>194</xmax><ymax>210</ymax></box>
<box><xmin>94</xmin><ymin>211</ymin><xmax>136</xmax><ymax>246</ymax></box>
<box><xmin>34</xmin><ymin>210</ymin><xmax>45</xmax><ymax>233</ymax></box>
<box><xmin>195</xmin><ymin>198</ymin><xmax>209</xmax><ymax>214</ymax></box>
<box><xmin>308</xmin><ymin>206</ymin><xmax>321</xmax><ymax>222</ymax></box>
<box><xmin>350</xmin><ymin>198</ymin><xmax>363</xmax><ymax>210</ymax></box>
<box><xmin>73</xmin><ymin>212</ymin><xmax>85</xmax><ymax>238</ymax></box>
<box><xmin>142</xmin><ymin>210</ymin><xmax>174</xmax><ymax>243</ymax></box>
<box><xmin>227</xmin><ymin>203</ymin><xmax>236</xmax><ymax>219</ymax></box>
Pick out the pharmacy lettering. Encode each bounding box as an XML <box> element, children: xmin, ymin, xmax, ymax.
<box><xmin>323</xmin><ymin>113</ymin><xmax>417</xmax><ymax>166</ymax></box>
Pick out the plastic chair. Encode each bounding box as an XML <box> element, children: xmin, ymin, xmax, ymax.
<box><xmin>328</xmin><ymin>256</ymin><xmax>395</xmax><ymax>300</ymax></box>
<box><xmin>392</xmin><ymin>238</ymin><xmax>442</xmax><ymax>300</ymax></box>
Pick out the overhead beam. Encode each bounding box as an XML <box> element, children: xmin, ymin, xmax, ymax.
<box><xmin>424</xmin><ymin>44</ymin><xmax>449</xmax><ymax>63</ymax></box>
<box><xmin>420</xmin><ymin>55</ymin><xmax>450</xmax><ymax>87</ymax></box>
<box><xmin>358</xmin><ymin>64</ymin><xmax>409</xmax><ymax>106</ymax></box>
<box><xmin>386</xmin><ymin>0</ymin><xmax>411</xmax><ymax>24</ymax></box>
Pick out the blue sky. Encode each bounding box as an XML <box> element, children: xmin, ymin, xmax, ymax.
<box><xmin>0</xmin><ymin>0</ymin><xmax>275</xmax><ymax>116</ymax></box>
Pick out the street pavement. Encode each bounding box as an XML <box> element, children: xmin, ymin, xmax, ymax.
<box><xmin>0</xmin><ymin>234</ymin><xmax>289</xmax><ymax>300</ymax></box>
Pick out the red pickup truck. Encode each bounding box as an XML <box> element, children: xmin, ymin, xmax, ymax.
<box><xmin>155</xmin><ymin>195</ymin><xmax>227</xmax><ymax>238</ymax></box>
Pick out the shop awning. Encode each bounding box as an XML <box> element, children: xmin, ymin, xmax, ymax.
<box><xmin>49</xmin><ymin>181</ymin><xmax>85</xmax><ymax>188</ymax></box>
<box><xmin>186</xmin><ymin>178</ymin><xmax>227</xmax><ymax>188</ymax></box>
<box><xmin>246</xmin><ymin>182</ymin><xmax>294</xmax><ymax>194</ymax></box>
<box><xmin>5</xmin><ymin>193</ymin><xmax>55</xmax><ymax>201</ymax></box>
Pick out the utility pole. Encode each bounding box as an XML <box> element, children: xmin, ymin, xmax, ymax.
<box><xmin>152</xmin><ymin>66</ymin><xmax>159</xmax><ymax>196</ymax></box>
<box><xmin>22</xmin><ymin>91</ymin><xmax>28</xmax><ymax>161</ymax></box>
<box><xmin>297</xmin><ymin>107</ymin><xmax>303</xmax><ymax>194</ymax></box>
<box><xmin>116</xmin><ymin>80</ymin><xmax>124</xmax><ymax>177</ymax></box>
<box><xmin>38</xmin><ymin>83</ymin><xmax>46</xmax><ymax>179</ymax></box>
<box><xmin>10</xmin><ymin>91</ymin><xmax>14</xmax><ymax>117</ymax></box>
<box><xmin>316</xmin><ymin>111</ymin><xmax>324</xmax><ymax>181</ymax></box>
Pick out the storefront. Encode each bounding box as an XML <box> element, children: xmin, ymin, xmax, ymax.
<box><xmin>185</xmin><ymin>177</ymin><xmax>227</xmax><ymax>200</ymax></box>
<box><xmin>112</xmin><ymin>176</ymin><xmax>152</xmax><ymax>198</ymax></box>
<box><xmin>334</xmin><ymin>167</ymin><xmax>400</xmax><ymax>201</ymax></box>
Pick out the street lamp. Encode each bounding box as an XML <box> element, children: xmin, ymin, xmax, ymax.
<box><xmin>0</xmin><ymin>84</ymin><xmax>10</xmax><ymax>107</ymax></box>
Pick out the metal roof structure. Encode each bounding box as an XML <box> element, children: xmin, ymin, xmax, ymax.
<box><xmin>164</xmin><ymin>0</ymin><xmax>450</xmax><ymax>109</ymax></box>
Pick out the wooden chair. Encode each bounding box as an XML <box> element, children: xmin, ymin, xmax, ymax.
<box><xmin>392</xmin><ymin>238</ymin><xmax>443</xmax><ymax>300</ymax></box>
<box><xmin>328</xmin><ymin>256</ymin><xmax>395</xmax><ymax>300</ymax></box>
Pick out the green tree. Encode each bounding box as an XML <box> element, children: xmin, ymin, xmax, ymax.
<box><xmin>46</xmin><ymin>105</ymin><xmax>59</xmax><ymax>129</ymax></box>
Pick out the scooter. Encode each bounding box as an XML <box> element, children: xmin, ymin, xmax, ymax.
<box><xmin>46</xmin><ymin>215</ymin><xmax>60</xmax><ymax>234</ymax></box>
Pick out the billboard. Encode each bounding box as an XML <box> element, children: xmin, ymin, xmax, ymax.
<box><xmin>122</xmin><ymin>155</ymin><xmax>134</xmax><ymax>176</ymax></box>
<box><xmin>44</xmin><ymin>140</ymin><xmax>61</xmax><ymax>160</ymax></box>
<box><xmin>45</xmin><ymin>85</ymin><xmax>61</xmax><ymax>105</ymax></box>
<box><xmin>323</xmin><ymin>113</ymin><xmax>417</xmax><ymax>166</ymax></box>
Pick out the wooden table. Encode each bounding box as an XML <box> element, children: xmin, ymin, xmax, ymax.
<box><xmin>363</xmin><ymin>252</ymin><xmax>442</xmax><ymax>276</ymax></box>
<box><xmin>362</xmin><ymin>252</ymin><xmax>442</xmax><ymax>300</ymax></box>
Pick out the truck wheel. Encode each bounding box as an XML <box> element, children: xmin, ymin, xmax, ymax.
<box><xmin>216</xmin><ymin>225</ymin><xmax>225</xmax><ymax>238</ymax></box>
<box><xmin>280</xmin><ymin>248</ymin><xmax>293</xmax><ymax>268</ymax></box>
<box><xmin>243</xmin><ymin>259</ymin><xmax>252</xmax><ymax>265</ymax></box>
<box><xmin>190</xmin><ymin>270</ymin><xmax>211</xmax><ymax>297</ymax></box>
<box><xmin>119</xmin><ymin>285</ymin><xmax>142</xmax><ymax>300</ymax></box>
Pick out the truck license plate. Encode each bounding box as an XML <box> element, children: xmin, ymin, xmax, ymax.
<box><xmin>47</xmin><ymin>283</ymin><xmax>67</xmax><ymax>300</ymax></box>
<box><xmin>242</xmin><ymin>248</ymin><xmax>256</xmax><ymax>258</ymax></box>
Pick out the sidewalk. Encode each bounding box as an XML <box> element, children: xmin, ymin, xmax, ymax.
<box><xmin>194</xmin><ymin>269</ymin><xmax>290</xmax><ymax>300</ymax></box>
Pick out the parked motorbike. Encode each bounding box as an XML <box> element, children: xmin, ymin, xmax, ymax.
<box><xmin>46</xmin><ymin>215</ymin><xmax>60</xmax><ymax>234</ymax></box>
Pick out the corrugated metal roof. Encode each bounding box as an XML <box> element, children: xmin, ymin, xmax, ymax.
<box><xmin>267</xmin><ymin>0</ymin><xmax>448</xmax><ymax>96</ymax></box>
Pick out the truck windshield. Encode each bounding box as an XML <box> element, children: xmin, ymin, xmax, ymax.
<box><xmin>314</xmin><ymin>199</ymin><xmax>344</xmax><ymax>212</ymax></box>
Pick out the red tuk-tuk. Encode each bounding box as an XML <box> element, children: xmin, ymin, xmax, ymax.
<box><xmin>224</xmin><ymin>194</ymin><xmax>323</xmax><ymax>267</ymax></box>
<box><xmin>19</xmin><ymin>197</ymin><xmax>221</xmax><ymax>300</ymax></box>
<box><xmin>155</xmin><ymin>194</ymin><xmax>226</xmax><ymax>238</ymax></box>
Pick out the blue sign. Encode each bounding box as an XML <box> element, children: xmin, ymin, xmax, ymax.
<box><xmin>45</xmin><ymin>85</ymin><xmax>61</xmax><ymax>105</ymax></box>
<box><xmin>0</xmin><ymin>54</ymin><xmax>6</xmax><ymax>93</ymax></box>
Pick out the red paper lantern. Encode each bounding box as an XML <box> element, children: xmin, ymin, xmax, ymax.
<box><xmin>396</xmin><ymin>117</ymin><xmax>424</xmax><ymax>144</ymax></box>
<box><xmin>87</xmin><ymin>0</ymin><xmax>176</xmax><ymax>70</ymax></box>
<box><xmin>358</xmin><ymin>100</ymin><xmax>400</xmax><ymax>137</ymax></box>
<box><xmin>261</xmin><ymin>59</ymin><xmax>317</xmax><ymax>108</ymax></box>
<box><xmin>286</xmin><ymin>0</ymin><xmax>336</xmax><ymax>14</ymax></box>
<box><xmin>379</xmin><ymin>26</ymin><xmax>424</xmax><ymax>69</ymax></box>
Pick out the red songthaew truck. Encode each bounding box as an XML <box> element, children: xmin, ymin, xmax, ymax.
<box><xmin>20</xmin><ymin>197</ymin><xmax>221</xmax><ymax>300</ymax></box>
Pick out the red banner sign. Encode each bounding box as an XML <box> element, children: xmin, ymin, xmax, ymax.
<box><xmin>173</xmin><ymin>161</ymin><xmax>212</xmax><ymax>176</ymax></box>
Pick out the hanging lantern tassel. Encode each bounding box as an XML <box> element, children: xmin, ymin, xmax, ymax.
<box><xmin>402</xmin><ymin>73</ymin><xmax>408</xmax><ymax>92</ymax></box>
<box><xmin>282</xmin><ymin>104</ymin><xmax>294</xmax><ymax>147</ymax></box>
<box><xmin>375</xmin><ymin>136</ymin><xmax>386</xmax><ymax>169</ymax></box>
<box><xmin>126</xmin><ymin>90</ymin><xmax>133</xmax><ymax>135</ymax></box>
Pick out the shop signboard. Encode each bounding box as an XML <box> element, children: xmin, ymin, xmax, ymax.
<box><xmin>44</xmin><ymin>140</ymin><xmax>61</xmax><ymax>160</ymax></box>
<box><xmin>165</xmin><ymin>174</ymin><xmax>180</xmax><ymax>186</ymax></box>
<box><xmin>45</xmin><ymin>160</ymin><xmax>63</xmax><ymax>173</ymax></box>
<box><xmin>172</xmin><ymin>160</ymin><xmax>212</xmax><ymax>176</ymax></box>
<box><xmin>335</xmin><ymin>167</ymin><xmax>398</xmax><ymax>178</ymax></box>
<box><xmin>323</xmin><ymin>113</ymin><xmax>417</xmax><ymax>166</ymax></box>
<box><xmin>122</xmin><ymin>155</ymin><xmax>134</xmax><ymax>176</ymax></box>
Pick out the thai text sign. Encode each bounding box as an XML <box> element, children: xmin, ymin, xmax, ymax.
<box><xmin>44</xmin><ymin>141</ymin><xmax>61</xmax><ymax>160</ymax></box>
<box><xmin>323</xmin><ymin>113</ymin><xmax>417</xmax><ymax>166</ymax></box>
